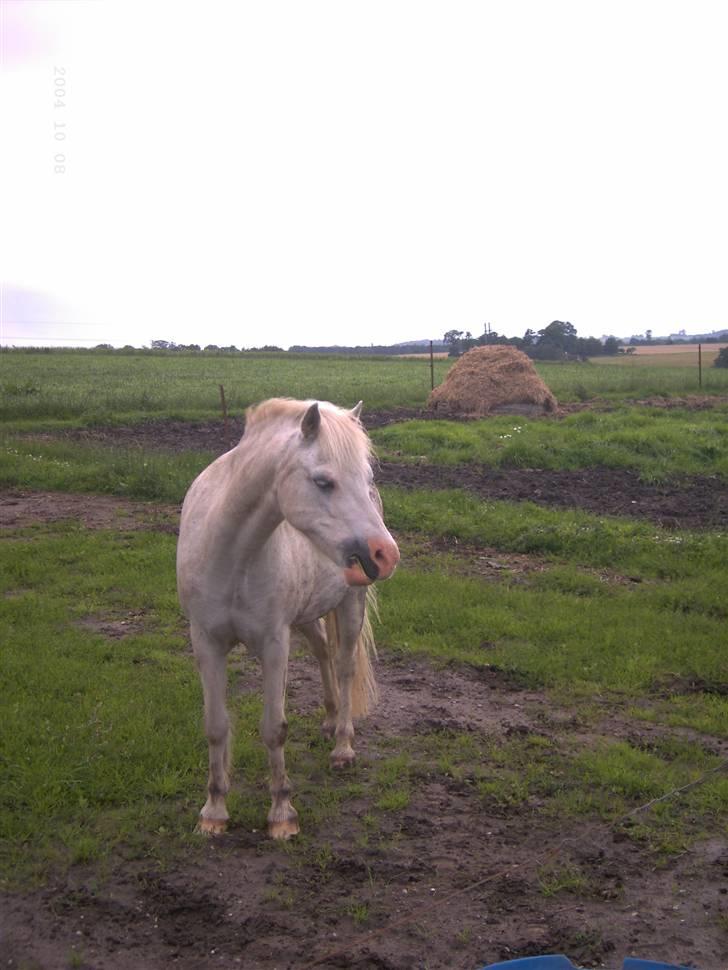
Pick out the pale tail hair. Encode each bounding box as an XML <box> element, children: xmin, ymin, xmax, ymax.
<box><xmin>324</xmin><ymin>587</ymin><xmax>379</xmax><ymax>717</ymax></box>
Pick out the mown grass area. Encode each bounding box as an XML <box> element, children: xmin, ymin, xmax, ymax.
<box><xmin>373</xmin><ymin>405</ymin><xmax>728</xmax><ymax>480</ymax></box>
<box><xmin>2</xmin><ymin>349</ymin><xmax>728</xmax><ymax>428</ymax></box>
<box><xmin>594</xmin><ymin>344</ymin><xmax>726</xmax><ymax>367</ymax></box>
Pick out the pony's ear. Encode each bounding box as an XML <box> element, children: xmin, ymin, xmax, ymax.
<box><xmin>351</xmin><ymin>401</ymin><xmax>363</xmax><ymax>421</ymax></box>
<box><xmin>301</xmin><ymin>402</ymin><xmax>321</xmax><ymax>439</ymax></box>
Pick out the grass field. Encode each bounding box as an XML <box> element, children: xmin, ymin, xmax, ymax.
<box><xmin>373</xmin><ymin>405</ymin><xmax>728</xmax><ymax>480</ymax></box>
<box><xmin>0</xmin><ymin>351</ymin><xmax>449</xmax><ymax>422</ymax></box>
<box><xmin>2</xmin><ymin>347</ymin><xmax>728</xmax><ymax>425</ymax></box>
<box><xmin>2</xmin><ymin>350</ymin><xmax>727</xmax><ymax>966</ymax></box>
<box><xmin>3</xmin><ymin>497</ymin><xmax>727</xmax><ymax>887</ymax></box>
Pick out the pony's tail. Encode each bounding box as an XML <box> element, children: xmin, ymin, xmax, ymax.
<box><xmin>324</xmin><ymin>587</ymin><xmax>379</xmax><ymax>718</ymax></box>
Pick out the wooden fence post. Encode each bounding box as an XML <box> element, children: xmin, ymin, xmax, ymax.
<box><xmin>698</xmin><ymin>343</ymin><xmax>702</xmax><ymax>389</ymax></box>
<box><xmin>219</xmin><ymin>384</ymin><xmax>230</xmax><ymax>448</ymax></box>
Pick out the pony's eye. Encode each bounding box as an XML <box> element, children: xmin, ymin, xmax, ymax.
<box><xmin>313</xmin><ymin>476</ymin><xmax>335</xmax><ymax>491</ymax></box>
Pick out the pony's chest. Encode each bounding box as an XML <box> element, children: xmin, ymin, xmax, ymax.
<box><xmin>231</xmin><ymin>531</ymin><xmax>348</xmax><ymax>637</ymax></box>
<box><xmin>292</xmin><ymin>572</ymin><xmax>348</xmax><ymax>626</ymax></box>
<box><xmin>276</xmin><ymin>548</ymin><xmax>348</xmax><ymax>625</ymax></box>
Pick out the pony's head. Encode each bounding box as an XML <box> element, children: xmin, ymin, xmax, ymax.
<box><xmin>246</xmin><ymin>398</ymin><xmax>399</xmax><ymax>586</ymax></box>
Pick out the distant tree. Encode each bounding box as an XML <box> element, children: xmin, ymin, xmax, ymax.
<box><xmin>602</xmin><ymin>336</ymin><xmax>621</xmax><ymax>355</ymax></box>
<box><xmin>443</xmin><ymin>329</ymin><xmax>464</xmax><ymax>356</ymax></box>
<box><xmin>204</xmin><ymin>344</ymin><xmax>220</xmax><ymax>351</ymax></box>
<box><xmin>538</xmin><ymin>321</ymin><xmax>578</xmax><ymax>354</ymax></box>
<box><xmin>714</xmin><ymin>346</ymin><xmax>728</xmax><ymax>368</ymax></box>
<box><xmin>151</xmin><ymin>339</ymin><xmax>171</xmax><ymax>350</ymax></box>
<box><xmin>529</xmin><ymin>340</ymin><xmax>566</xmax><ymax>361</ymax></box>
<box><xmin>94</xmin><ymin>343</ymin><xmax>113</xmax><ymax>350</ymax></box>
<box><xmin>645</xmin><ymin>329</ymin><xmax>653</xmax><ymax>343</ymax></box>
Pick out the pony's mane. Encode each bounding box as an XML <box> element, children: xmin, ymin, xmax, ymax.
<box><xmin>245</xmin><ymin>398</ymin><xmax>373</xmax><ymax>468</ymax></box>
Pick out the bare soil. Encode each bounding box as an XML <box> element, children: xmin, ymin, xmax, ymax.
<box><xmin>2</xmin><ymin>491</ymin><xmax>728</xmax><ymax>969</ymax></box>
<box><xmin>18</xmin><ymin>399</ymin><xmax>728</xmax><ymax>530</ymax></box>
<box><xmin>377</xmin><ymin>463</ymin><xmax>728</xmax><ymax>531</ymax></box>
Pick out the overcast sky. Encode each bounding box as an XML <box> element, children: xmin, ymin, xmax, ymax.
<box><xmin>2</xmin><ymin>0</ymin><xmax>727</xmax><ymax>349</ymax></box>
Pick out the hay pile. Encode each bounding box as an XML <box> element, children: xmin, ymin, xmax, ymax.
<box><xmin>428</xmin><ymin>345</ymin><xmax>557</xmax><ymax>416</ymax></box>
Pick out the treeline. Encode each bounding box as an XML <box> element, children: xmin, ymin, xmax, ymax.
<box><xmin>287</xmin><ymin>342</ymin><xmax>447</xmax><ymax>355</ymax></box>
<box><xmin>443</xmin><ymin>321</ymin><xmax>621</xmax><ymax>360</ymax></box>
<box><xmin>0</xmin><ymin>344</ymin><xmax>286</xmax><ymax>355</ymax></box>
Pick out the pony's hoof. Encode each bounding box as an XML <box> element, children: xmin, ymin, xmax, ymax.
<box><xmin>331</xmin><ymin>750</ymin><xmax>356</xmax><ymax>770</ymax></box>
<box><xmin>268</xmin><ymin>817</ymin><xmax>300</xmax><ymax>840</ymax></box>
<box><xmin>196</xmin><ymin>816</ymin><xmax>228</xmax><ymax>836</ymax></box>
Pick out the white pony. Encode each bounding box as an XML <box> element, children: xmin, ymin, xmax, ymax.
<box><xmin>177</xmin><ymin>398</ymin><xmax>399</xmax><ymax>839</ymax></box>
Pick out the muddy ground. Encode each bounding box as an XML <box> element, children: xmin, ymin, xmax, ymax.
<box><xmin>2</xmin><ymin>490</ymin><xmax>727</xmax><ymax>969</ymax></box>
<box><xmin>20</xmin><ymin>401</ymin><xmax>728</xmax><ymax>530</ymax></box>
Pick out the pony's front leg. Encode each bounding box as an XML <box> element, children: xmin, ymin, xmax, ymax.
<box><xmin>261</xmin><ymin>633</ymin><xmax>299</xmax><ymax>840</ymax></box>
<box><xmin>193</xmin><ymin>626</ymin><xmax>232</xmax><ymax>835</ymax></box>
<box><xmin>330</xmin><ymin>591</ymin><xmax>367</xmax><ymax>769</ymax></box>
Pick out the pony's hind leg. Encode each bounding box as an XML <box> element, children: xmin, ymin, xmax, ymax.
<box><xmin>193</xmin><ymin>626</ymin><xmax>232</xmax><ymax>835</ymax></box>
<box><xmin>330</xmin><ymin>590</ymin><xmax>369</xmax><ymax>769</ymax></box>
<box><xmin>261</xmin><ymin>632</ymin><xmax>299</xmax><ymax>840</ymax></box>
<box><xmin>298</xmin><ymin>619</ymin><xmax>339</xmax><ymax>738</ymax></box>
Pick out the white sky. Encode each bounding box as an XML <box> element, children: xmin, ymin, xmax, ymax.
<box><xmin>1</xmin><ymin>0</ymin><xmax>727</xmax><ymax>349</ymax></box>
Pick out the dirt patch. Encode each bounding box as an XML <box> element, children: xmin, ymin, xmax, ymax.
<box><xmin>0</xmin><ymin>489</ymin><xmax>180</xmax><ymax>532</ymax></box>
<box><xmin>76</xmin><ymin>610</ymin><xmax>149</xmax><ymax>640</ymax></box>
<box><xmin>4</xmin><ymin>448</ymin><xmax>727</xmax><ymax>535</ymax></box>
<box><xmin>20</xmin><ymin>394</ymin><xmax>728</xmax><ymax>454</ymax></box>
<box><xmin>2</xmin><ymin>650</ymin><xmax>726</xmax><ymax>970</ymax></box>
<box><xmin>378</xmin><ymin>463</ymin><xmax>728</xmax><ymax>531</ymax></box>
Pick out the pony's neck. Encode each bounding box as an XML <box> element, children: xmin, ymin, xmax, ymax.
<box><xmin>219</xmin><ymin>429</ymin><xmax>289</xmax><ymax>553</ymax></box>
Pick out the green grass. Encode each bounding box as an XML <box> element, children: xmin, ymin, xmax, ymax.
<box><xmin>0</xmin><ymin>527</ymin><xmax>201</xmax><ymax>884</ymax></box>
<box><xmin>2</xmin><ymin>362</ymin><xmax>727</xmax><ymax>887</ymax></box>
<box><xmin>536</xmin><ymin>359</ymin><xmax>728</xmax><ymax>399</ymax></box>
<box><xmin>0</xmin><ymin>526</ymin><xmax>384</xmax><ymax>884</ymax></box>
<box><xmin>409</xmin><ymin>728</ymin><xmax>728</xmax><ymax>859</ymax></box>
<box><xmin>0</xmin><ymin>350</ymin><xmax>450</xmax><ymax>421</ymax></box>
<box><xmin>376</xmin><ymin>566</ymin><xmax>728</xmax><ymax>705</ymax></box>
<box><xmin>2</xmin><ymin>500</ymin><xmax>726</xmax><ymax>887</ymax></box>
<box><xmin>381</xmin><ymin>486</ymin><xmax>728</xmax><ymax>578</ymax></box>
<box><xmin>3</xmin><ymin>398</ymin><xmax>727</xmax><ymax>510</ymax></box>
<box><xmin>3</xmin><ymin>349</ymin><xmax>728</xmax><ymax>427</ymax></box>
<box><xmin>373</xmin><ymin>405</ymin><xmax>728</xmax><ymax>480</ymax></box>
<box><xmin>0</xmin><ymin>438</ymin><xmax>211</xmax><ymax>503</ymax></box>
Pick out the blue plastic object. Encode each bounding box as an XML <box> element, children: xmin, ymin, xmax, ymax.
<box><xmin>623</xmin><ymin>961</ymin><xmax>690</xmax><ymax>970</ymax></box>
<box><xmin>482</xmin><ymin>958</ymin><xmax>574</xmax><ymax>970</ymax></box>
<box><xmin>482</xmin><ymin>957</ymin><xmax>690</xmax><ymax>970</ymax></box>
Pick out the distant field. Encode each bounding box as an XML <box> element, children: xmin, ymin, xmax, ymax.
<box><xmin>0</xmin><ymin>351</ymin><xmax>451</xmax><ymax>422</ymax></box>
<box><xmin>595</xmin><ymin>343</ymin><xmax>727</xmax><ymax>368</ymax></box>
<box><xmin>2</xmin><ymin>348</ymin><xmax>728</xmax><ymax>425</ymax></box>
<box><xmin>395</xmin><ymin>352</ymin><xmax>450</xmax><ymax>359</ymax></box>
